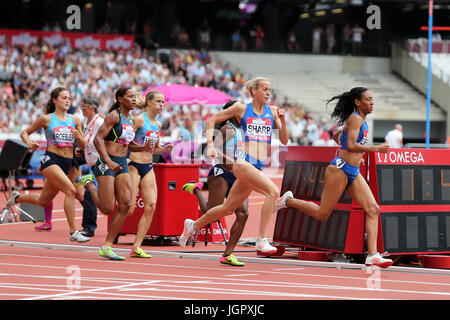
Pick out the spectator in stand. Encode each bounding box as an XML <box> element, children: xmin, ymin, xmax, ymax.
<box><xmin>199</xmin><ymin>19</ymin><xmax>212</xmax><ymax>49</ymax></box>
<box><xmin>352</xmin><ymin>23</ymin><xmax>365</xmax><ymax>55</ymax></box>
<box><xmin>231</xmin><ymin>30</ymin><xmax>242</xmax><ymax>50</ymax></box>
<box><xmin>177</xmin><ymin>27</ymin><xmax>191</xmax><ymax>48</ymax></box>
<box><xmin>287</xmin><ymin>30</ymin><xmax>299</xmax><ymax>52</ymax></box>
<box><xmin>305</xmin><ymin>117</ymin><xmax>319</xmax><ymax>145</ymax></box>
<box><xmin>341</xmin><ymin>23</ymin><xmax>352</xmax><ymax>54</ymax></box>
<box><xmin>254</xmin><ymin>25</ymin><xmax>265</xmax><ymax>50</ymax></box>
<box><xmin>385</xmin><ymin>124</ymin><xmax>403</xmax><ymax>148</ymax></box>
<box><xmin>312</xmin><ymin>25</ymin><xmax>323</xmax><ymax>54</ymax></box>
<box><xmin>326</xmin><ymin>23</ymin><xmax>336</xmax><ymax>54</ymax></box>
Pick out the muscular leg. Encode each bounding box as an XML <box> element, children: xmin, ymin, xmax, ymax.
<box><xmin>133</xmin><ymin>170</ymin><xmax>157</xmax><ymax>250</ymax></box>
<box><xmin>232</xmin><ymin>160</ymin><xmax>279</xmax><ymax>239</ymax></box>
<box><xmin>194</xmin><ymin>178</ymin><xmax>253</xmax><ymax>230</ymax></box>
<box><xmin>223</xmin><ymin>199</ymin><xmax>248</xmax><ymax>256</ymax></box>
<box><xmin>16</xmin><ymin>165</ymin><xmax>77</xmax><ymax>232</ymax></box>
<box><xmin>68</xmin><ymin>166</ymin><xmax>84</xmax><ymax>203</ymax></box>
<box><xmin>127</xmin><ymin>166</ymin><xmax>141</xmax><ymax>216</ymax></box>
<box><xmin>285</xmin><ymin>166</ymin><xmax>348</xmax><ymax>222</ymax></box>
<box><xmin>103</xmin><ymin>173</ymin><xmax>132</xmax><ymax>247</ymax></box>
<box><xmin>85</xmin><ymin>175</ymin><xmax>116</xmax><ymax>214</ymax></box>
<box><xmin>200</xmin><ymin>175</ymin><xmax>249</xmax><ymax>255</ymax></box>
<box><xmin>346</xmin><ymin>174</ymin><xmax>380</xmax><ymax>255</ymax></box>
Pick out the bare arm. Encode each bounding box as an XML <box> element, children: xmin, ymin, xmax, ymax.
<box><xmin>346</xmin><ymin>114</ymin><xmax>388</xmax><ymax>153</ymax></box>
<box><xmin>93</xmin><ymin>111</ymin><xmax>119</xmax><ymax>170</ymax></box>
<box><xmin>271</xmin><ymin>106</ymin><xmax>289</xmax><ymax>145</ymax></box>
<box><xmin>20</xmin><ymin>115</ymin><xmax>49</xmax><ymax>150</ymax></box>
<box><xmin>153</xmin><ymin>122</ymin><xmax>174</xmax><ymax>155</ymax></box>
<box><xmin>70</xmin><ymin>115</ymin><xmax>87</xmax><ymax>150</ymax></box>
<box><xmin>205</xmin><ymin>102</ymin><xmax>245</xmax><ymax>147</ymax></box>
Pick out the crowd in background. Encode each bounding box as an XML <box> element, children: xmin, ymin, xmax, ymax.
<box><xmin>0</xmin><ymin>41</ymin><xmax>337</xmax><ymax>147</ymax></box>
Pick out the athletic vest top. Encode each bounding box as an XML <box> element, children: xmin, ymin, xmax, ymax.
<box><xmin>223</xmin><ymin>121</ymin><xmax>245</xmax><ymax>160</ymax></box>
<box><xmin>239</xmin><ymin>103</ymin><xmax>274</xmax><ymax>144</ymax></box>
<box><xmin>104</xmin><ymin>109</ymin><xmax>135</xmax><ymax>146</ymax></box>
<box><xmin>133</xmin><ymin>112</ymin><xmax>159</xmax><ymax>150</ymax></box>
<box><xmin>45</xmin><ymin>113</ymin><xmax>76</xmax><ymax>147</ymax></box>
<box><xmin>339</xmin><ymin>112</ymin><xmax>369</xmax><ymax>150</ymax></box>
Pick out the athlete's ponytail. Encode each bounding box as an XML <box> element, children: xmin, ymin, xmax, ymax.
<box><xmin>109</xmin><ymin>86</ymin><xmax>132</xmax><ymax>113</ymax></box>
<box><xmin>327</xmin><ymin>87</ymin><xmax>368</xmax><ymax>125</ymax></box>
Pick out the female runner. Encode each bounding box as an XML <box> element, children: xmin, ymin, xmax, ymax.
<box><xmin>179</xmin><ymin>77</ymin><xmax>289</xmax><ymax>256</ymax></box>
<box><xmin>182</xmin><ymin>100</ymin><xmax>249</xmax><ymax>266</ymax></box>
<box><xmin>126</xmin><ymin>90</ymin><xmax>173</xmax><ymax>258</ymax></box>
<box><xmin>275</xmin><ymin>87</ymin><xmax>393</xmax><ymax>268</ymax></box>
<box><xmin>6</xmin><ymin>87</ymin><xmax>89</xmax><ymax>242</ymax></box>
<box><xmin>75</xmin><ymin>87</ymin><xmax>152</xmax><ymax>260</ymax></box>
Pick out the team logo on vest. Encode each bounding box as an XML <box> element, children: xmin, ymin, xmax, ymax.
<box><xmin>335</xmin><ymin>158</ymin><xmax>345</xmax><ymax>169</ymax></box>
<box><xmin>54</xmin><ymin>126</ymin><xmax>74</xmax><ymax>147</ymax></box>
<box><xmin>98</xmin><ymin>163</ymin><xmax>109</xmax><ymax>175</ymax></box>
<box><xmin>214</xmin><ymin>166</ymin><xmax>224</xmax><ymax>176</ymax></box>
<box><xmin>246</xmin><ymin>117</ymin><xmax>272</xmax><ymax>142</ymax></box>
<box><xmin>40</xmin><ymin>155</ymin><xmax>51</xmax><ymax>164</ymax></box>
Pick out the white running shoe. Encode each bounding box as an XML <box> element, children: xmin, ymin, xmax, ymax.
<box><xmin>5</xmin><ymin>191</ymin><xmax>20</xmax><ymax>210</ymax></box>
<box><xmin>70</xmin><ymin>230</ymin><xmax>90</xmax><ymax>243</ymax></box>
<box><xmin>365</xmin><ymin>253</ymin><xmax>393</xmax><ymax>268</ymax></box>
<box><xmin>179</xmin><ymin>219</ymin><xmax>195</xmax><ymax>247</ymax></box>
<box><xmin>256</xmin><ymin>238</ymin><xmax>277</xmax><ymax>255</ymax></box>
<box><xmin>273</xmin><ymin>191</ymin><xmax>293</xmax><ymax>212</ymax></box>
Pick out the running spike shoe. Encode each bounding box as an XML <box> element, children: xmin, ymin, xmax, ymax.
<box><xmin>74</xmin><ymin>174</ymin><xmax>95</xmax><ymax>187</ymax></box>
<box><xmin>273</xmin><ymin>191</ymin><xmax>293</xmax><ymax>212</ymax></box>
<box><xmin>365</xmin><ymin>253</ymin><xmax>393</xmax><ymax>268</ymax></box>
<box><xmin>256</xmin><ymin>238</ymin><xmax>277</xmax><ymax>255</ymax></box>
<box><xmin>99</xmin><ymin>247</ymin><xmax>125</xmax><ymax>260</ymax></box>
<box><xmin>179</xmin><ymin>219</ymin><xmax>195</xmax><ymax>247</ymax></box>
<box><xmin>130</xmin><ymin>247</ymin><xmax>152</xmax><ymax>258</ymax></box>
<box><xmin>182</xmin><ymin>182</ymin><xmax>203</xmax><ymax>195</ymax></box>
<box><xmin>35</xmin><ymin>221</ymin><xmax>52</xmax><ymax>232</ymax></box>
<box><xmin>220</xmin><ymin>254</ymin><xmax>245</xmax><ymax>266</ymax></box>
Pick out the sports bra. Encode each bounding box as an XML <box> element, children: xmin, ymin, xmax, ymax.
<box><xmin>133</xmin><ymin>112</ymin><xmax>159</xmax><ymax>151</ymax></box>
<box><xmin>339</xmin><ymin>112</ymin><xmax>369</xmax><ymax>150</ymax></box>
<box><xmin>104</xmin><ymin>108</ymin><xmax>135</xmax><ymax>146</ymax></box>
<box><xmin>239</xmin><ymin>103</ymin><xmax>274</xmax><ymax>144</ymax></box>
<box><xmin>45</xmin><ymin>113</ymin><xmax>76</xmax><ymax>147</ymax></box>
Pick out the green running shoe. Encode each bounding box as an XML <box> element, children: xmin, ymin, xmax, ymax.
<box><xmin>98</xmin><ymin>247</ymin><xmax>125</xmax><ymax>260</ymax></box>
<box><xmin>220</xmin><ymin>254</ymin><xmax>245</xmax><ymax>266</ymax></box>
<box><xmin>182</xmin><ymin>182</ymin><xmax>203</xmax><ymax>195</ymax></box>
<box><xmin>130</xmin><ymin>247</ymin><xmax>152</xmax><ymax>258</ymax></box>
<box><xmin>74</xmin><ymin>174</ymin><xmax>95</xmax><ymax>187</ymax></box>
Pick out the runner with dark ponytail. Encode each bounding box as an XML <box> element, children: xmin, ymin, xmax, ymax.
<box><xmin>276</xmin><ymin>87</ymin><xmax>394</xmax><ymax>268</ymax></box>
<box><xmin>328</xmin><ymin>87</ymin><xmax>369</xmax><ymax>125</ymax></box>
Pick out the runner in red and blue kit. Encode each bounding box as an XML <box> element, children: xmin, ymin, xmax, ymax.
<box><xmin>276</xmin><ymin>87</ymin><xmax>394</xmax><ymax>268</ymax></box>
<box><xmin>178</xmin><ymin>77</ymin><xmax>290</xmax><ymax>257</ymax></box>
<box><xmin>239</xmin><ymin>102</ymin><xmax>274</xmax><ymax>171</ymax></box>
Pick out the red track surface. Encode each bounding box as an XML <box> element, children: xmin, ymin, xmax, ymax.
<box><xmin>0</xmin><ymin>168</ymin><xmax>449</xmax><ymax>301</ymax></box>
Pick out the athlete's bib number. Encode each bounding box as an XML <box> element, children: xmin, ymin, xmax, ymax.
<box><xmin>54</xmin><ymin>126</ymin><xmax>74</xmax><ymax>147</ymax></box>
<box><xmin>117</xmin><ymin>124</ymin><xmax>135</xmax><ymax>146</ymax></box>
<box><xmin>246</xmin><ymin>117</ymin><xmax>272</xmax><ymax>142</ymax></box>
